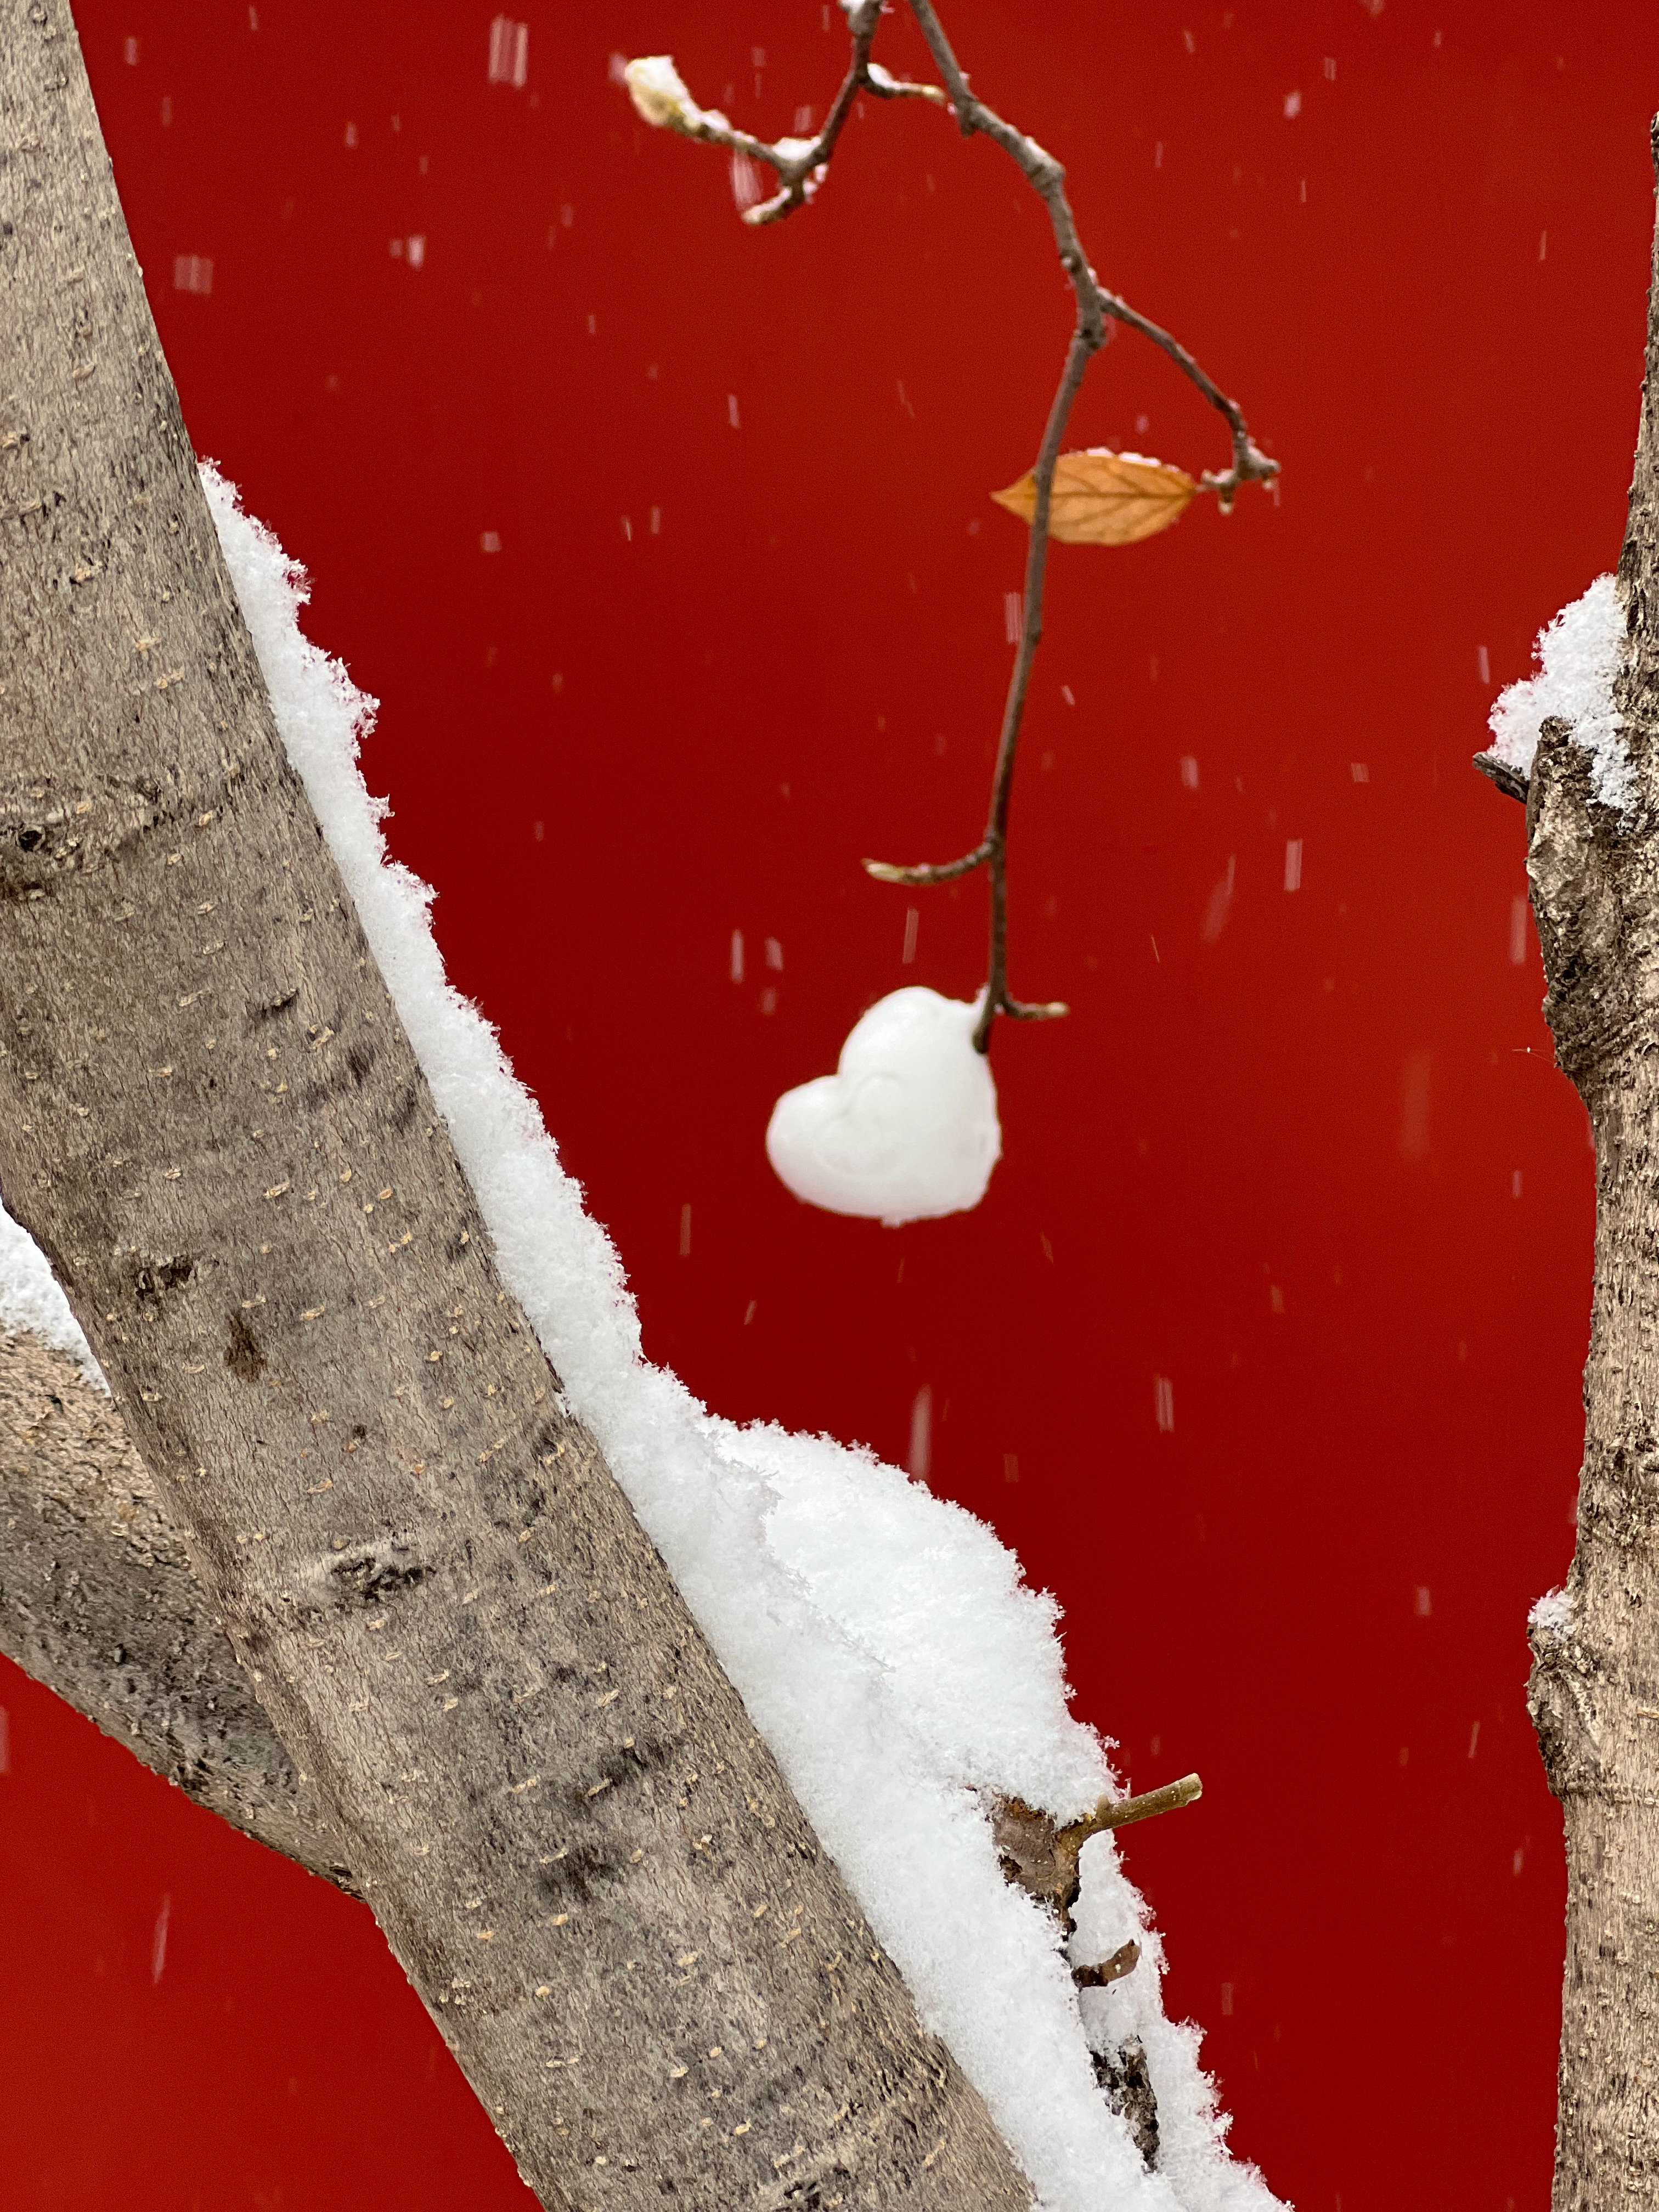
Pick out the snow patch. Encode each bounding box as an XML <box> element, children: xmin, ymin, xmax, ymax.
<box><xmin>1487</xmin><ymin>574</ymin><xmax>1630</xmax><ymax>810</ymax></box>
<box><xmin>1530</xmin><ymin>1585</ymin><xmax>1574</xmax><ymax>1635</ymax></box>
<box><xmin>767</xmin><ymin>986</ymin><xmax>1002</xmax><ymax>1224</ymax></box>
<box><xmin>0</xmin><ymin>461</ymin><xmax>1274</xmax><ymax>2212</ymax></box>
<box><xmin>0</xmin><ymin>1206</ymin><xmax>104</xmax><ymax>1383</ymax></box>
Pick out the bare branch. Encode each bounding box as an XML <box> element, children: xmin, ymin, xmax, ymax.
<box><xmin>865</xmin><ymin>63</ymin><xmax>949</xmax><ymax>106</ymax></box>
<box><xmin>902</xmin><ymin>0</ymin><xmax>1276</xmax><ymax>504</ymax></box>
<box><xmin>973</xmin><ymin>325</ymin><xmax>1096</xmax><ymax>1049</ymax></box>
<box><xmin>1095</xmin><ymin>287</ymin><xmax>1279</xmax><ymax>511</ymax></box>
<box><xmin>863</xmin><ymin>842</ymin><xmax>992</xmax><ymax>887</ymax></box>
<box><xmin>990</xmin><ymin>1775</ymin><xmax>1200</xmax><ymax>2175</ymax></box>
<box><xmin>625</xmin><ymin>0</ymin><xmax>884</xmax><ymax>229</ymax></box>
<box><xmin>625</xmin><ymin>1</ymin><xmax>1275</xmax><ymax>1054</ymax></box>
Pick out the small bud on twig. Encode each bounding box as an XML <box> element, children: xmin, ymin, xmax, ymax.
<box><xmin>623</xmin><ymin>56</ymin><xmax>713</xmax><ymax>139</ymax></box>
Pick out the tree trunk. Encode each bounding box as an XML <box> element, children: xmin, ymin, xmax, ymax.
<box><xmin>0</xmin><ymin>10</ymin><xmax>1034</xmax><ymax>2207</ymax></box>
<box><xmin>0</xmin><ymin>1324</ymin><xmax>353</xmax><ymax>1887</ymax></box>
<box><xmin>1522</xmin><ymin>119</ymin><xmax>1659</xmax><ymax>2212</ymax></box>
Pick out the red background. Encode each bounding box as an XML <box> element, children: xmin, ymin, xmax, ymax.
<box><xmin>5</xmin><ymin>4</ymin><xmax>1658</xmax><ymax>2206</ymax></box>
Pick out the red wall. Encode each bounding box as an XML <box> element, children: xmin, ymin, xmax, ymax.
<box><xmin>5</xmin><ymin>4</ymin><xmax>1658</xmax><ymax>2206</ymax></box>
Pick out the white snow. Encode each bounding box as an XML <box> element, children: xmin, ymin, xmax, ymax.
<box><xmin>767</xmin><ymin>986</ymin><xmax>1002</xmax><ymax>1225</ymax></box>
<box><xmin>1529</xmin><ymin>1585</ymin><xmax>1574</xmax><ymax>1636</ymax></box>
<box><xmin>0</xmin><ymin>1205</ymin><xmax>103</xmax><ymax>1381</ymax></box>
<box><xmin>1487</xmin><ymin>574</ymin><xmax>1631</xmax><ymax>811</ymax></box>
<box><xmin>2</xmin><ymin>465</ymin><xmax>1282</xmax><ymax>2212</ymax></box>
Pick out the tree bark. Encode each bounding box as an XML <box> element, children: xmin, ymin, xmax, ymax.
<box><xmin>0</xmin><ymin>12</ymin><xmax>1035</xmax><ymax>2208</ymax></box>
<box><xmin>1521</xmin><ymin>119</ymin><xmax>1659</xmax><ymax>2212</ymax></box>
<box><xmin>0</xmin><ymin>1325</ymin><xmax>354</xmax><ymax>1886</ymax></box>
<box><xmin>0</xmin><ymin>1322</ymin><xmax>1177</xmax><ymax>2181</ymax></box>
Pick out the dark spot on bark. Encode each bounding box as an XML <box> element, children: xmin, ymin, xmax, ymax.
<box><xmin>297</xmin><ymin>1060</ymin><xmax>370</xmax><ymax>1114</ymax></box>
<box><xmin>538</xmin><ymin>1839</ymin><xmax>625</xmax><ymax>1905</ymax></box>
<box><xmin>349</xmin><ymin>1423</ymin><xmax>366</xmax><ymax>1443</ymax></box>
<box><xmin>390</xmin><ymin>1080</ymin><xmax>422</xmax><ymax>1135</ymax></box>
<box><xmin>247</xmin><ymin>988</ymin><xmax>298</xmax><ymax>1026</ymax></box>
<box><xmin>562</xmin><ymin>1749</ymin><xmax>639</xmax><ymax>1815</ymax></box>
<box><xmin>346</xmin><ymin>1041</ymin><xmax>373</xmax><ymax>1086</ymax></box>
<box><xmin>483</xmin><ymin>1468</ymin><xmax>545</xmax><ymax>1533</ymax></box>
<box><xmin>622</xmin><ymin>1731</ymin><xmax>674</xmax><ymax>1774</ymax></box>
<box><xmin>330</xmin><ymin>1544</ymin><xmax>432</xmax><ymax>1605</ymax></box>
<box><xmin>16</xmin><ymin>826</ymin><xmax>43</xmax><ymax>852</ymax></box>
<box><xmin>224</xmin><ymin>1308</ymin><xmax>266</xmax><ymax>1380</ymax></box>
<box><xmin>134</xmin><ymin>1254</ymin><xmax>194</xmax><ymax>1298</ymax></box>
<box><xmin>531</xmin><ymin>1420</ymin><xmax>571</xmax><ymax>1464</ymax></box>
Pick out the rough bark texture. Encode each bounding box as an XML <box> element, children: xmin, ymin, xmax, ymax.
<box><xmin>0</xmin><ymin>1325</ymin><xmax>354</xmax><ymax>1886</ymax></box>
<box><xmin>0</xmin><ymin>13</ymin><xmax>1036</xmax><ymax>2209</ymax></box>
<box><xmin>1</xmin><ymin>1319</ymin><xmax>1184</xmax><ymax>2183</ymax></box>
<box><xmin>1521</xmin><ymin>121</ymin><xmax>1659</xmax><ymax>2212</ymax></box>
<box><xmin>0</xmin><ymin>1324</ymin><xmax>1175</xmax><ymax>2178</ymax></box>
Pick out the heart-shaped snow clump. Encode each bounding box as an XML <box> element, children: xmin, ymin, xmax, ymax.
<box><xmin>765</xmin><ymin>988</ymin><xmax>1001</xmax><ymax>1226</ymax></box>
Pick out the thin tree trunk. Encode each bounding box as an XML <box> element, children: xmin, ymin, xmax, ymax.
<box><xmin>1523</xmin><ymin>120</ymin><xmax>1659</xmax><ymax>2212</ymax></box>
<box><xmin>0</xmin><ymin>1325</ymin><xmax>353</xmax><ymax>1886</ymax></box>
<box><xmin>0</xmin><ymin>10</ymin><xmax>1034</xmax><ymax>2207</ymax></box>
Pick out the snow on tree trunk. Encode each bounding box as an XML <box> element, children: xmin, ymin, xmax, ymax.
<box><xmin>0</xmin><ymin>11</ymin><xmax>1036</xmax><ymax>2207</ymax></box>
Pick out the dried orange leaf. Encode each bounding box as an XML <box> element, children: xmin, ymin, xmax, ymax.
<box><xmin>991</xmin><ymin>448</ymin><xmax>1197</xmax><ymax>546</ymax></box>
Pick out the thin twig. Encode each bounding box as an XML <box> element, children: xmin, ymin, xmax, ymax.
<box><xmin>898</xmin><ymin>0</ymin><xmax>1274</xmax><ymax>1048</ymax></box>
<box><xmin>625</xmin><ymin>4</ymin><xmax>931</xmax><ymax>229</ymax></box>
<box><xmin>1072</xmin><ymin>1772</ymin><xmax>1205</xmax><ymax>1839</ymax></box>
<box><xmin>990</xmin><ymin>1773</ymin><xmax>1204</xmax><ymax>1923</ymax></box>
<box><xmin>626</xmin><ymin>3</ymin><xmax>1276</xmax><ymax>1051</ymax></box>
